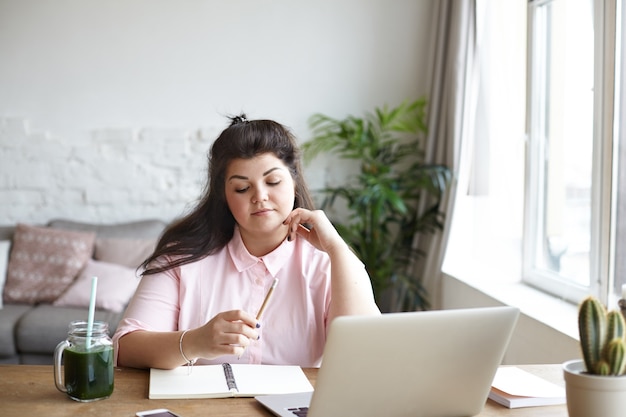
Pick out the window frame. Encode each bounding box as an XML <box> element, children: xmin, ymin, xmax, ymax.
<box><xmin>522</xmin><ymin>0</ymin><xmax>618</xmax><ymax>305</ymax></box>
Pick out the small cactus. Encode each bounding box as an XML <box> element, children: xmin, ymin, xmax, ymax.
<box><xmin>578</xmin><ymin>296</ymin><xmax>626</xmax><ymax>376</ymax></box>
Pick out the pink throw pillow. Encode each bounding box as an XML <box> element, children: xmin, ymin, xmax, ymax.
<box><xmin>53</xmin><ymin>259</ymin><xmax>140</xmax><ymax>313</ymax></box>
<box><xmin>3</xmin><ymin>224</ymin><xmax>95</xmax><ymax>304</ymax></box>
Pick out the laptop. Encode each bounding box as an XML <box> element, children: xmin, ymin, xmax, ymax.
<box><xmin>256</xmin><ymin>306</ymin><xmax>519</xmax><ymax>417</ymax></box>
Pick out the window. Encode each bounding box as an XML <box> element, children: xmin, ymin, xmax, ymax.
<box><xmin>613</xmin><ymin>0</ymin><xmax>626</xmax><ymax>300</ymax></box>
<box><xmin>442</xmin><ymin>0</ymin><xmax>623</xmax><ymax>306</ymax></box>
<box><xmin>525</xmin><ymin>0</ymin><xmax>621</xmax><ymax>304</ymax></box>
<box><xmin>524</xmin><ymin>0</ymin><xmax>597</xmax><ymax>302</ymax></box>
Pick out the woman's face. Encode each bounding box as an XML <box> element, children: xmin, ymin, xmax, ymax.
<box><xmin>225</xmin><ymin>153</ymin><xmax>296</xmax><ymax>245</ymax></box>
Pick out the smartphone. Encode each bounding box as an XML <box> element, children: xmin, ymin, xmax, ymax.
<box><xmin>136</xmin><ymin>409</ymin><xmax>181</xmax><ymax>417</ymax></box>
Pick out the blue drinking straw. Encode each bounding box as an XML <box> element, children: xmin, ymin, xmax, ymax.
<box><xmin>86</xmin><ymin>276</ymin><xmax>98</xmax><ymax>349</ymax></box>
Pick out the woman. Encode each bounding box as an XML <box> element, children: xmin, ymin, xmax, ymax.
<box><xmin>113</xmin><ymin>115</ymin><xmax>380</xmax><ymax>369</ymax></box>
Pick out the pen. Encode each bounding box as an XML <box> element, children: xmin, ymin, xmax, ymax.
<box><xmin>256</xmin><ymin>278</ymin><xmax>279</xmax><ymax>321</ymax></box>
<box><xmin>239</xmin><ymin>278</ymin><xmax>279</xmax><ymax>359</ymax></box>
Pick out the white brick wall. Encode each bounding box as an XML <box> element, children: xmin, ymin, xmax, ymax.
<box><xmin>0</xmin><ymin>117</ymin><xmax>220</xmax><ymax>225</ymax></box>
<box><xmin>0</xmin><ymin>1</ymin><xmax>434</xmax><ymax>227</ymax></box>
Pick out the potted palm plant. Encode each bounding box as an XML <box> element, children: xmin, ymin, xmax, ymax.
<box><xmin>302</xmin><ymin>99</ymin><xmax>451</xmax><ymax>311</ymax></box>
<box><xmin>563</xmin><ymin>296</ymin><xmax>626</xmax><ymax>417</ymax></box>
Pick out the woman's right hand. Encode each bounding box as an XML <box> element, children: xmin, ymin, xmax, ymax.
<box><xmin>183</xmin><ymin>309</ymin><xmax>260</xmax><ymax>360</ymax></box>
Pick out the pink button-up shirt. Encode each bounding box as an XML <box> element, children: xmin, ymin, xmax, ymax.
<box><xmin>112</xmin><ymin>228</ymin><xmax>332</xmax><ymax>367</ymax></box>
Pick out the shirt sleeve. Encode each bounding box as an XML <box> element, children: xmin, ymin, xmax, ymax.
<box><xmin>112</xmin><ymin>267</ymin><xmax>181</xmax><ymax>365</ymax></box>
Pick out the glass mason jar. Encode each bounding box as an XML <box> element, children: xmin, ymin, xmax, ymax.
<box><xmin>54</xmin><ymin>320</ymin><xmax>114</xmax><ymax>402</ymax></box>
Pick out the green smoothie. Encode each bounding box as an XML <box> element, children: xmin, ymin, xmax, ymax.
<box><xmin>63</xmin><ymin>345</ymin><xmax>114</xmax><ymax>401</ymax></box>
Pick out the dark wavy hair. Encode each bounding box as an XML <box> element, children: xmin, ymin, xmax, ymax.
<box><xmin>141</xmin><ymin>114</ymin><xmax>315</xmax><ymax>276</ymax></box>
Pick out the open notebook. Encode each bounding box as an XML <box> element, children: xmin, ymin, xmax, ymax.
<box><xmin>149</xmin><ymin>363</ymin><xmax>313</xmax><ymax>399</ymax></box>
<box><xmin>256</xmin><ymin>306</ymin><xmax>520</xmax><ymax>417</ymax></box>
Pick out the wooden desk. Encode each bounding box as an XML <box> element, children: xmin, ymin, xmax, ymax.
<box><xmin>0</xmin><ymin>364</ymin><xmax>567</xmax><ymax>416</ymax></box>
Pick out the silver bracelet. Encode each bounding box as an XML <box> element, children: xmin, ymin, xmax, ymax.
<box><xmin>179</xmin><ymin>329</ymin><xmax>197</xmax><ymax>373</ymax></box>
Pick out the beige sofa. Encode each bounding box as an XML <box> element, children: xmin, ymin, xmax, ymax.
<box><xmin>0</xmin><ymin>218</ymin><xmax>166</xmax><ymax>364</ymax></box>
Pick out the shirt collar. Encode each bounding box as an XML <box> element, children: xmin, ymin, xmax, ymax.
<box><xmin>227</xmin><ymin>226</ymin><xmax>294</xmax><ymax>276</ymax></box>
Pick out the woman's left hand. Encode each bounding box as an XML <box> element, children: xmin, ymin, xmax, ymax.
<box><xmin>283</xmin><ymin>208</ymin><xmax>345</xmax><ymax>254</ymax></box>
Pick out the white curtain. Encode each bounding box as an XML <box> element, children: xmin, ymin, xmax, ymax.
<box><xmin>411</xmin><ymin>0</ymin><xmax>480</xmax><ymax>309</ymax></box>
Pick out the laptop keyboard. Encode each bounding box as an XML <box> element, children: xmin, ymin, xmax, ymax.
<box><xmin>288</xmin><ymin>407</ymin><xmax>309</xmax><ymax>417</ymax></box>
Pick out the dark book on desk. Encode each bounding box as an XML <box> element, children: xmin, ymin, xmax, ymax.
<box><xmin>488</xmin><ymin>366</ymin><xmax>566</xmax><ymax>408</ymax></box>
<box><xmin>149</xmin><ymin>363</ymin><xmax>314</xmax><ymax>399</ymax></box>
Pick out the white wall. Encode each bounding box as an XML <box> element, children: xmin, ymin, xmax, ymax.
<box><xmin>440</xmin><ymin>273</ymin><xmax>581</xmax><ymax>365</ymax></box>
<box><xmin>0</xmin><ymin>0</ymin><xmax>435</xmax><ymax>224</ymax></box>
<box><xmin>0</xmin><ymin>1</ymin><xmax>582</xmax><ymax>366</ymax></box>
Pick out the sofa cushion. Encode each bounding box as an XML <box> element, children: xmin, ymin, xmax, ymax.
<box><xmin>0</xmin><ymin>220</ymin><xmax>164</xmax><ymax>308</ymax></box>
<box><xmin>3</xmin><ymin>224</ymin><xmax>96</xmax><ymax>305</ymax></box>
<box><xmin>48</xmin><ymin>219</ymin><xmax>165</xmax><ymax>267</ymax></box>
<box><xmin>0</xmin><ymin>240</ymin><xmax>10</xmax><ymax>309</ymax></box>
<box><xmin>95</xmin><ymin>237</ymin><xmax>156</xmax><ymax>268</ymax></box>
<box><xmin>53</xmin><ymin>259</ymin><xmax>140</xmax><ymax>313</ymax></box>
<box><xmin>15</xmin><ymin>305</ymin><xmax>122</xmax><ymax>355</ymax></box>
<box><xmin>0</xmin><ymin>304</ymin><xmax>31</xmax><ymax>357</ymax></box>
<box><xmin>47</xmin><ymin>218</ymin><xmax>166</xmax><ymax>239</ymax></box>
<box><xmin>0</xmin><ymin>226</ymin><xmax>14</xmax><ymax>241</ymax></box>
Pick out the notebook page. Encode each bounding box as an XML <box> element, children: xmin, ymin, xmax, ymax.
<box><xmin>149</xmin><ymin>365</ymin><xmax>229</xmax><ymax>398</ymax></box>
<box><xmin>231</xmin><ymin>364</ymin><xmax>313</xmax><ymax>396</ymax></box>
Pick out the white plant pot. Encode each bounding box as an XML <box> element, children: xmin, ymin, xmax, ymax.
<box><xmin>563</xmin><ymin>359</ymin><xmax>626</xmax><ymax>417</ymax></box>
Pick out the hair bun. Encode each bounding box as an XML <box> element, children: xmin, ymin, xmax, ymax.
<box><xmin>230</xmin><ymin>114</ymin><xmax>249</xmax><ymax>126</ymax></box>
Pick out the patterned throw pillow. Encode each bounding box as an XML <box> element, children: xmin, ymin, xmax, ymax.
<box><xmin>3</xmin><ymin>223</ymin><xmax>96</xmax><ymax>304</ymax></box>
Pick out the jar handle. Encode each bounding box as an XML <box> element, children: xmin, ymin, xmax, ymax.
<box><xmin>53</xmin><ymin>340</ymin><xmax>69</xmax><ymax>393</ymax></box>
